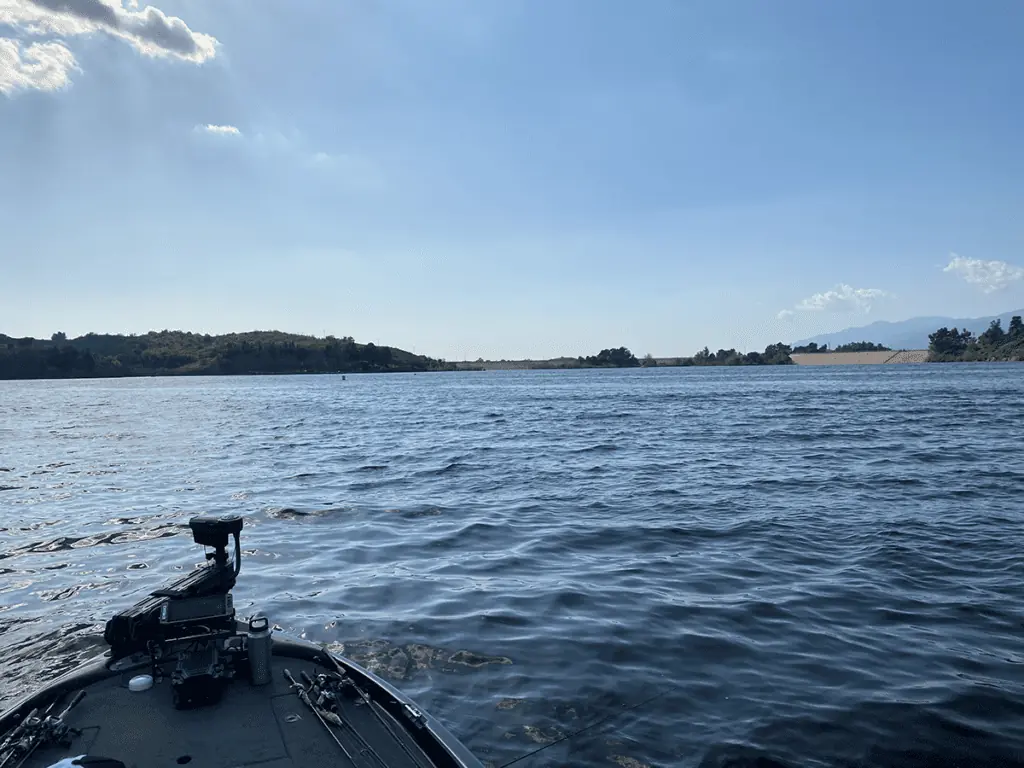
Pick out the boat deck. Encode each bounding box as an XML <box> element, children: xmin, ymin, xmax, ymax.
<box><xmin>22</xmin><ymin>657</ymin><xmax>435</xmax><ymax>768</ymax></box>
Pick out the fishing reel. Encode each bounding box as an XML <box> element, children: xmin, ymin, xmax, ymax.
<box><xmin>0</xmin><ymin>692</ymin><xmax>86</xmax><ymax>768</ymax></box>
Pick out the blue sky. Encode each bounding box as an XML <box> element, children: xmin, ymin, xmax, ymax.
<box><xmin>1</xmin><ymin>0</ymin><xmax>1022</xmax><ymax>360</ymax></box>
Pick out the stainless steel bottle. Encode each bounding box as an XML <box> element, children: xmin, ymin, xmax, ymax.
<box><xmin>247</xmin><ymin>616</ymin><xmax>272</xmax><ymax>686</ymax></box>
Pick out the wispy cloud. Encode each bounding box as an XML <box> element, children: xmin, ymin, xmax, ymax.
<box><xmin>796</xmin><ymin>284</ymin><xmax>889</xmax><ymax>312</ymax></box>
<box><xmin>777</xmin><ymin>283</ymin><xmax>890</xmax><ymax>320</ymax></box>
<box><xmin>0</xmin><ymin>38</ymin><xmax>77</xmax><ymax>93</ymax></box>
<box><xmin>0</xmin><ymin>0</ymin><xmax>217</xmax><ymax>94</ymax></box>
<box><xmin>943</xmin><ymin>253</ymin><xmax>1024</xmax><ymax>293</ymax></box>
<box><xmin>304</xmin><ymin>150</ymin><xmax>386</xmax><ymax>188</ymax></box>
<box><xmin>198</xmin><ymin>124</ymin><xmax>241</xmax><ymax>136</ymax></box>
<box><xmin>192</xmin><ymin>126</ymin><xmax>385</xmax><ymax>189</ymax></box>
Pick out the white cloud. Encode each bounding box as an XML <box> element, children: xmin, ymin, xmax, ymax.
<box><xmin>0</xmin><ymin>37</ymin><xmax>77</xmax><ymax>93</ymax></box>
<box><xmin>794</xmin><ymin>284</ymin><xmax>889</xmax><ymax>313</ymax></box>
<box><xmin>198</xmin><ymin>123</ymin><xmax>241</xmax><ymax>136</ymax></box>
<box><xmin>943</xmin><ymin>254</ymin><xmax>1024</xmax><ymax>294</ymax></box>
<box><xmin>0</xmin><ymin>0</ymin><xmax>217</xmax><ymax>92</ymax></box>
<box><xmin>775</xmin><ymin>283</ymin><xmax>890</xmax><ymax>320</ymax></box>
<box><xmin>0</xmin><ymin>1</ymin><xmax>94</xmax><ymax>37</ymax></box>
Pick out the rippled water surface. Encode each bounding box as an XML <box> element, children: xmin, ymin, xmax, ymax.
<box><xmin>3</xmin><ymin>366</ymin><xmax>1024</xmax><ymax>767</ymax></box>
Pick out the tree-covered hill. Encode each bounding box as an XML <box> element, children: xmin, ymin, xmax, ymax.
<box><xmin>0</xmin><ymin>330</ymin><xmax>454</xmax><ymax>380</ymax></box>
<box><xmin>928</xmin><ymin>316</ymin><xmax>1024</xmax><ymax>362</ymax></box>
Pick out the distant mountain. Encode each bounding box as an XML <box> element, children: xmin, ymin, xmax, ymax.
<box><xmin>794</xmin><ymin>309</ymin><xmax>1024</xmax><ymax>350</ymax></box>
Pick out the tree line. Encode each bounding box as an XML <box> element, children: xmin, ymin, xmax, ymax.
<box><xmin>564</xmin><ymin>343</ymin><xmax>795</xmax><ymax>368</ymax></box>
<box><xmin>928</xmin><ymin>316</ymin><xmax>1024</xmax><ymax>362</ymax></box>
<box><xmin>0</xmin><ymin>330</ymin><xmax>456</xmax><ymax>380</ymax></box>
<box><xmin>791</xmin><ymin>341</ymin><xmax>891</xmax><ymax>353</ymax></box>
<box><xmin>683</xmin><ymin>343</ymin><xmax>793</xmax><ymax>366</ymax></box>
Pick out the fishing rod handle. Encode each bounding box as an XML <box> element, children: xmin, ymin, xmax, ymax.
<box><xmin>57</xmin><ymin>691</ymin><xmax>86</xmax><ymax>720</ymax></box>
<box><xmin>4</xmin><ymin>709</ymin><xmax>38</xmax><ymax>739</ymax></box>
<box><xmin>0</xmin><ymin>710</ymin><xmax>37</xmax><ymax>758</ymax></box>
<box><xmin>282</xmin><ymin>670</ymin><xmax>318</xmax><ymax>712</ymax></box>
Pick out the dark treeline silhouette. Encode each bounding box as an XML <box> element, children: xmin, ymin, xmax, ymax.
<box><xmin>792</xmin><ymin>341</ymin><xmax>891</xmax><ymax>353</ymax></box>
<box><xmin>928</xmin><ymin>316</ymin><xmax>1024</xmax><ymax>362</ymax></box>
<box><xmin>684</xmin><ymin>342</ymin><xmax>793</xmax><ymax>366</ymax></box>
<box><xmin>567</xmin><ymin>343</ymin><xmax>794</xmax><ymax>369</ymax></box>
<box><xmin>792</xmin><ymin>342</ymin><xmax>828</xmax><ymax>354</ymax></box>
<box><xmin>462</xmin><ymin>343</ymin><xmax>797</xmax><ymax>371</ymax></box>
<box><xmin>580</xmin><ymin>347</ymin><xmax>641</xmax><ymax>367</ymax></box>
<box><xmin>0</xmin><ymin>330</ymin><xmax>455</xmax><ymax>380</ymax></box>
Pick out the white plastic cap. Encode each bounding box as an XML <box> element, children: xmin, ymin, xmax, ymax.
<box><xmin>129</xmin><ymin>675</ymin><xmax>153</xmax><ymax>692</ymax></box>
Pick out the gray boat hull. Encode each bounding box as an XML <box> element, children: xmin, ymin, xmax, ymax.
<box><xmin>0</xmin><ymin>631</ymin><xmax>484</xmax><ymax>768</ymax></box>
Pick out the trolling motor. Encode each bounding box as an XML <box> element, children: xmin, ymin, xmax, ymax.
<box><xmin>104</xmin><ymin>515</ymin><xmax>247</xmax><ymax>709</ymax></box>
<box><xmin>104</xmin><ymin>515</ymin><xmax>243</xmax><ymax>658</ymax></box>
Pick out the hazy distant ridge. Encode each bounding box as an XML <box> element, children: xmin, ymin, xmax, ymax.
<box><xmin>795</xmin><ymin>309</ymin><xmax>1024</xmax><ymax>350</ymax></box>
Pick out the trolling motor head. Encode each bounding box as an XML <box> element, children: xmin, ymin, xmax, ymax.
<box><xmin>189</xmin><ymin>515</ymin><xmax>243</xmax><ymax>573</ymax></box>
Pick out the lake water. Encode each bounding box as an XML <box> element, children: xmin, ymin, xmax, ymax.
<box><xmin>2</xmin><ymin>365</ymin><xmax>1024</xmax><ymax>767</ymax></box>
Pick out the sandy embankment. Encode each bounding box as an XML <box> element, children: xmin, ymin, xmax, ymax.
<box><xmin>884</xmin><ymin>350</ymin><xmax>930</xmax><ymax>363</ymax></box>
<box><xmin>791</xmin><ymin>350</ymin><xmax>929</xmax><ymax>365</ymax></box>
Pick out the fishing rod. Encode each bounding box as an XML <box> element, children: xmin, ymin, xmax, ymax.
<box><xmin>1</xmin><ymin>691</ymin><xmax>87</xmax><ymax>768</ymax></box>
<box><xmin>320</xmin><ymin>653</ymin><xmax>430</xmax><ymax>768</ymax></box>
<box><xmin>298</xmin><ymin>671</ymin><xmax>390</xmax><ymax>768</ymax></box>
<box><xmin>0</xmin><ymin>708</ymin><xmax>39</xmax><ymax>768</ymax></box>
<box><xmin>283</xmin><ymin>669</ymin><xmax>358</xmax><ymax>764</ymax></box>
<box><xmin>497</xmin><ymin>685</ymin><xmax>675</xmax><ymax>768</ymax></box>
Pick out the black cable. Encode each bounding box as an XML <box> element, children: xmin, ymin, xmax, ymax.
<box><xmin>497</xmin><ymin>686</ymin><xmax>675</xmax><ymax>768</ymax></box>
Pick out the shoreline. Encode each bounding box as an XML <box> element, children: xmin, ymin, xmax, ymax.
<box><xmin>457</xmin><ymin>350</ymin><xmax>934</xmax><ymax>370</ymax></box>
<box><xmin>790</xmin><ymin>350</ymin><xmax>929</xmax><ymax>365</ymax></box>
<box><xmin>6</xmin><ymin>355</ymin><xmax>1024</xmax><ymax>381</ymax></box>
